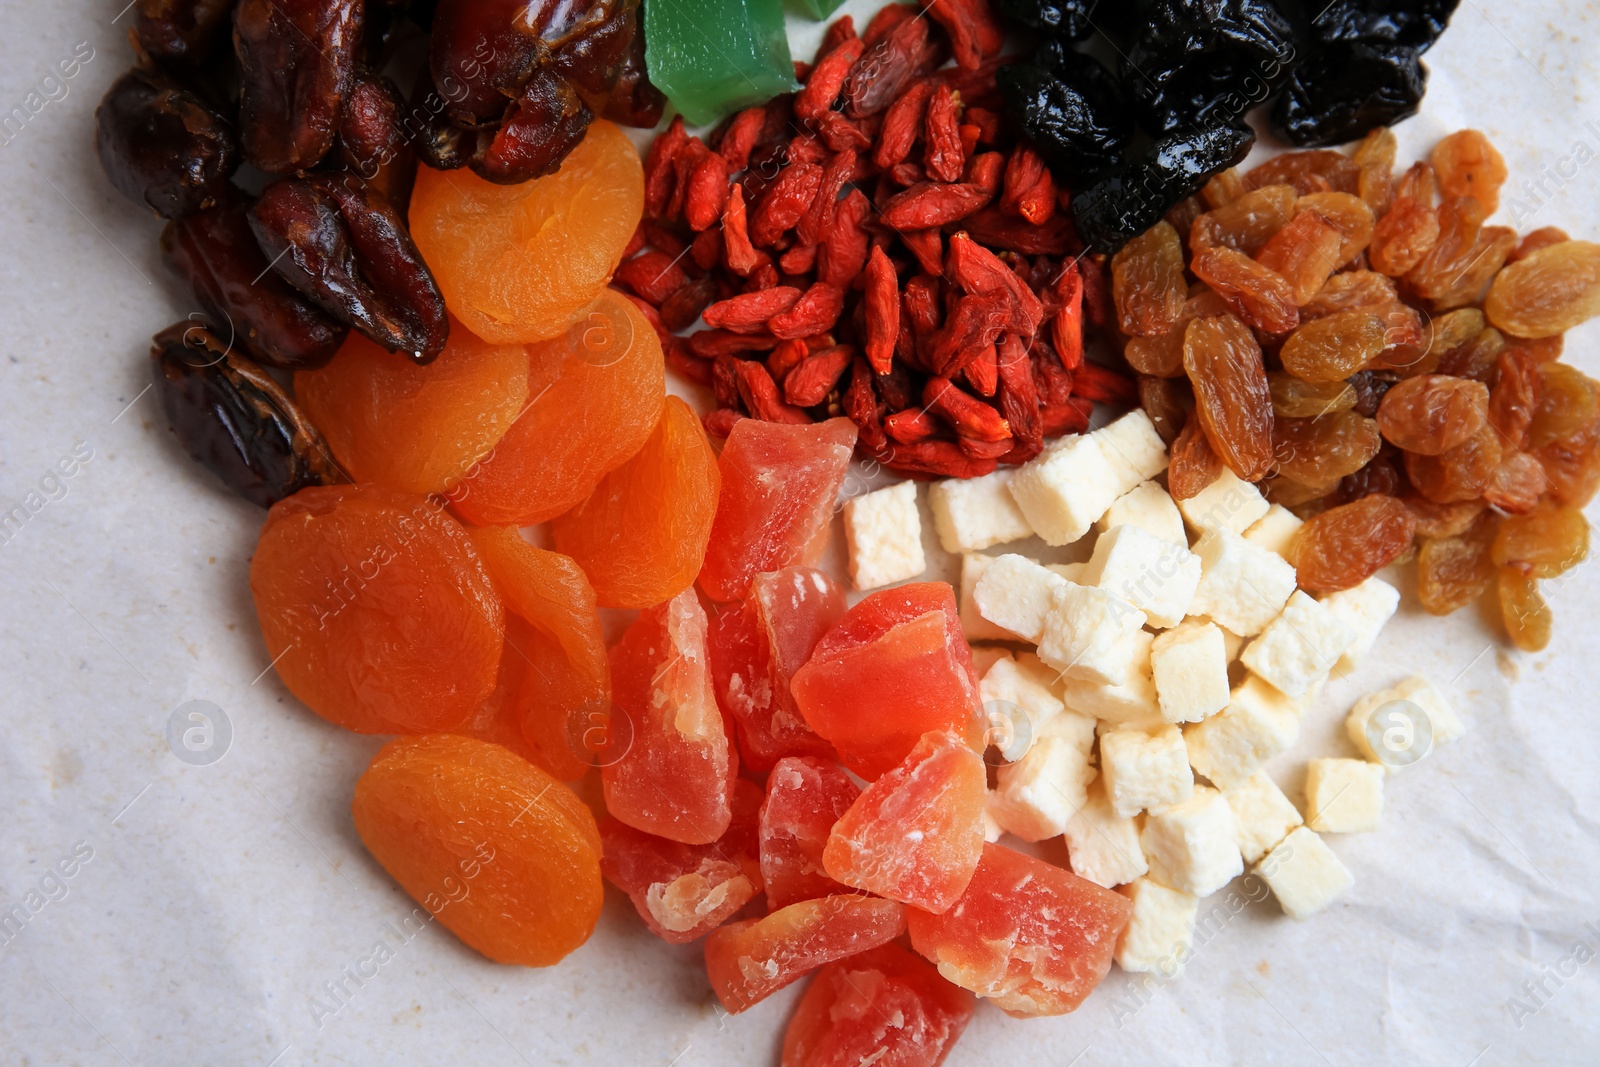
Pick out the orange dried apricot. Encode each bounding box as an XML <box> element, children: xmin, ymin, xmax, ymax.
<box><xmin>468</xmin><ymin>525</ymin><xmax>609</xmax><ymax>781</ymax></box>
<box><xmin>550</xmin><ymin>396</ymin><xmax>719</xmax><ymax>608</ymax></box>
<box><xmin>296</xmin><ymin>323</ymin><xmax>529</xmax><ymax>496</ymax></box>
<box><xmin>409</xmin><ymin>120</ymin><xmax>644</xmax><ymax>345</ymax></box>
<box><xmin>250</xmin><ymin>485</ymin><xmax>502</xmax><ymax>734</ymax></box>
<box><xmin>452</xmin><ymin>288</ymin><xmax>665</xmax><ymax>526</ymax></box>
<box><xmin>351</xmin><ymin>735</ymin><xmax>602</xmax><ymax>966</ymax></box>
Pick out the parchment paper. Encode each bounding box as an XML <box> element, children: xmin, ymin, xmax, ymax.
<box><xmin>1</xmin><ymin>1</ymin><xmax>1598</xmax><ymax>1063</ymax></box>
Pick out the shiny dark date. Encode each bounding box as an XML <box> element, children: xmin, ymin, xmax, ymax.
<box><xmin>339</xmin><ymin>72</ymin><xmax>418</xmax><ymax>213</ymax></box>
<box><xmin>161</xmin><ymin>194</ymin><xmax>348</xmax><ymax>370</ymax></box>
<box><xmin>234</xmin><ymin>0</ymin><xmax>362</xmax><ymax>174</ymax></box>
<box><xmin>151</xmin><ymin>321</ymin><xmax>340</xmax><ymax>507</ymax></box>
<box><xmin>95</xmin><ymin>68</ymin><xmax>237</xmax><ymax>219</ymax></box>
<box><xmin>133</xmin><ymin>0</ymin><xmax>235</xmax><ymax>61</ymax></box>
<box><xmin>249</xmin><ymin>175</ymin><xmax>449</xmax><ymax>362</ymax></box>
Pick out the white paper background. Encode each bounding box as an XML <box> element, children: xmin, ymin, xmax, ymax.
<box><xmin>2</xmin><ymin>2</ymin><xmax>1599</xmax><ymax>1064</ymax></box>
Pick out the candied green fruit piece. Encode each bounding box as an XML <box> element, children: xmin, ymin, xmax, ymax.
<box><xmin>644</xmin><ymin>0</ymin><xmax>800</xmax><ymax>125</ymax></box>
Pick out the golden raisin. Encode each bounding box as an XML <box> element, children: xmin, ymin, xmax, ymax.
<box><xmin>1245</xmin><ymin>150</ymin><xmax>1360</xmax><ymax>196</ymax></box>
<box><xmin>1416</xmin><ymin>515</ymin><xmax>1498</xmax><ymax>615</ymax></box>
<box><xmin>1375</xmin><ymin>374</ymin><xmax>1489</xmax><ymax>455</ymax></box>
<box><xmin>1294</xmin><ymin>193</ymin><xmax>1375</xmax><ymax>264</ymax></box>
<box><xmin>1268</xmin><ymin>372</ymin><xmax>1356</xmax><ymax>418</ymax></box>
<box><xmin>1405</xmin><ymin>424</ymin><xmax>1502</xmax><ymax>503</ymax></box>
<box><xmin>1497</xmin><ymin>566</ymin><xmax>1552</xmax><ymax>652</ymax></box>
<box><xmin>1192</xmin><ymin>247</ymin><xmax>1299</xmax><ymax>334</ymax></box>
<box><xmin>1279</xmin><ymin>309</ymin><xmax>1386</xmax><ymax>382</ymax></box>
<box><xmin>1138</xmin><ymin>375</ymin><xmax>1192</xmax><ymax>445</ymax></box>
<box><xmin>1256</xmin><ymin>211</ymin><xmax>1346</xmax><ymax>306</ymax></box>
<box><xmin>1112</xmin><ymin>222</ymin><xmax>1188</xmax><ymax>338</ymax></box>
<box><xmin>1528</xmin><ymin>362</ymin><xmax>1599</xmax><ymax>448</ymax></box>
<box><xmin>1190</xmin><ymin>184</ymin><xmax>1297</xmax><ymax>256</ymax></box>
<box><xmin>1484</xmin><ymin>241</ymin><xmax>1600</xmax><ymax>338</ymax></box>
<box><xmin>1429</xmin><ymin>226</ymin><xmax>1517</xmax><ymax>312</ymax></box>
<box><xmin>1488</xmin><ymin>349</ymin><xmax>1541</xmax><ymax>450</ymax></box>
<box><xmin>1366</xmin><ymin>301</ymin><xmax>1433</xmax><ymax>376</ymax></box>
<box><xmin>1436</xmin><ymin>326</ymin><xmax>1505</xmax><ymax>383</ymax></box>
<box><xmin>1182</xmin><ymin>313</ymin><xmax>1275</xmax><ymax>481</ymax></box>
<box><xmin>1273</xmin><ymin>410</ymin><xmax>1382</xmax><ymax>489</ymax></box>
<box><xmin>1123</xmin><ymin>290</ymin><xmax>1230</xmax><ymax>378</ymax></box>
<box><xmin>1407</xmin><ymin>496</ymin><xmax>1487</xmax><ymax>539</ymax></box>
<box><xmin>1483</xmin><ymin>452</ymin><xmax>1547</xmax><ymax>514</ymax></box>
<box><xmin>1201</xmin><ymin>167</ymin><xmax>1248</xmax><ymax>209</ymax></box>
<box><xmin>1352</xmin><ymin>128</ymin><xmax>1397</xmax><ymax>215</ymax></box>
<box><xmin>1510</xmin><ymin>227</ymin><xmax>1570</xmax><ymax>263</ymax></box>
<box><xmin>1408</xmin><ymin>197</ymin><xmax>1487</xmax><ymax>302</ymax></box>
<box><xmin>1369</xmin><ymin>163</ymin><xmax>1439</xmax><ymax>277</ymax></box>
<box><xmin>1492</xmin><ymin>508</ymin><xmax>1590</xmax><ymax>578</ymax></box>
<box><xmin>1431</xmin><ymin>130</ymin><xmax>1508</xmax><ymax>215</ymax></box>
<box><xmin>1291</xmin><ymin>494</ymin><xmax>1417</xmax><ymax>593</ymax></box>
<box><xmin>1536</xmin><ymin>410</ymin><xmax>1600</xmax><ymax>507</ymax></box>
<box><xmin>1302</xmin><ymin>271</ymin><xmax>1397</xmax><ymax>319</ymax></box>
<box><xmin>1167</xmin><ymin>414</ymin><xmax>1223</xmax><ymax>500</ymax></box>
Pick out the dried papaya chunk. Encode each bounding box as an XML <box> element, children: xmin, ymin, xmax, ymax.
<box><xmin>250</xmin><ymin>485</ymin><xmax>502</xmax><ymax>734</ymax></box>
<box><xmin>351</xmin><ymin>735</ymin><xmax>602</xmax><ymax>967</ymax></box>
<box><xmin>604</xmin><ymin>587</ymin><xmax>737</xmax><ymax>844</ymax></box>
<box><xmin>467</xmin><ymin>526</ymin><xmax>609</xmax><ymax>781</ymax></box>
<box><xmin>295</xmin><ymin>323</ymin><xmax>529</xmax><ymax>496</ymax></box>
<box><xmin>760</xmin><ymin>756</ymin><xmax>861</xmax><ymax>911</ymax></box>
<box><xmin>551</xmin><ymin>396</ymin><xmax>720</xmax><ymax>608</ymax></box>
<box><xmin>452</xmin><ymin>288</ymin><xmax>665</xmax><ymax>526</ymax></box>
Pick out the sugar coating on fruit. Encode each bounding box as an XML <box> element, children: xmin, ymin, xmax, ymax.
<box><xmin>759</xmin><ymin>756</ymin><xmax>861</xmax><ymax>911</ymax></box>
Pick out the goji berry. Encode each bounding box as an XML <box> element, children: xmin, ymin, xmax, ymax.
<box><xmin>967</xmin><ymin>151</ymin><xmax>1005</xmax><ymax>195</ymax></box>
<box><xmin>660</xmin><ymin>277</ymin><xmax>718</xmax><ymax>333</ymax></box>
<box><xmin>904</xmin><ymin>229</ymin><xmax>945</xmax><ymax>276</ymax></box>
<box><xmin>946</xmin><ymin>232</ymin><xmax>1043</xmax><ymax>336</ymax></box>
<box><xmin>767</xmin><ymin>337</ymin><xmax>810</xmax><ymax>382</ymax></box>
<box><xmin>736</xmin><ymin>360</ymin><xmax>812</xmax><ymax>424</ymax></box>
<box><xmin>616</xmin><ymin>251</ymin><xmax>689</xmax><ymax>306</ymax></box>
<box><xmin>704</xmin><ymin>407</ymin><xmax>743</xmax><ymax>437</ymax></box>
<box><xmin>718</xmin><ymin>107</ymin><xmax>766</xmax><ymax>171</ymax></box>
<box><xmin>1019</xmin><ymin>170</ymin><xmax>1056</xmax><ymax>225</ymax></box>
<box><xmin>924</xmin><ymin>376</ymin><xmax>1011</xmax><ymax>441</ymax></box>
<box><xmin>752</xmin><ymin>163</ymin><xmax>824</xmax><ymax>247</ymax></box>
<box><xmin>780</xmin><ymin>243</ymin><xmax>818</xmax><ymax>275</ymax></box>
<box><xmin>844</xmin><ymin>15</ymin><xmax>935</xmax><ymax>119</ymax></box>
<box><xmin>796</xmin><ymin>37</ymin><xmax>866</xmax><ymax>122</ymax></box>
<box><xmin>785</xmin><ymin>344</ymin><xmax>855</xmax><ymax>406</ymax></box>
<box><xmin>820</xmin><ymin>13</ymin><xmax>858</xmax><ymax>54</ymax></box>
<box><xmin>929</xmin><ymin>290</ymin><xmax>1011</xmax><ymax>376</ymax></box>
<box><xmin>704</xmin><ymin>287</ymin><xmax>803</xmax><ymax>333</ymax></box>
<box><xmin>722</xmin><ymin>184</ymin><xmax>762</xmax><ymax>277</ymax></box>
<box><xmin>921</xmin><ymin>0</ymin><xmax>1004</xmax><ymax>71</ymax></box>
<box><xmin>1001</xmin><ymin>144</ymin><xmax>1045</xmax><ymax>220</ymax></box>
<box><xmin>924</xmin><ymin>84</ymin><xmax>965</xmax><ymax>184</ymax></box>
<box><xmin>745</xmin><ymin>262</ymin><xmax>781</xmax><ymax>291</ymax></box>
<box><xmin>959</xmin><ymin>436</ymin><xmax>1012</xmax><ymax>459</ymax></box>
<box><xmin>686</xmin><ymin>152</ymin><xmax>730</xmax><ymax>232</ymax></box>
<box><xmin>666</xmin><ymin>340</ymin><xmax>714</xmax><ymax>387</ymax></box>
<box><xmin>875</xmin><ymin>364</ymin><xmax>920</xmax><ymax>410</ymax></box>
<box><xmin>769</xmin><ymin>283</ymin><xmax>845</xmax><ymax>340</ymax></box>
<box><xmin>645</xmin><ymin>116</ymin><xmax>686</xmax><ymax>218</ymax></box>
<box><xmin>1041</xmin><ymin>396</ymin><xmax>1093</xmax><ymax>436</ymax></box>
<box><xmin>1072</xmin><ymin>362</ymin><xmax>1138</xmax><ymax>406</ymax></box>
<box><xmin>882</xmin><ymin>439</ymin><xmax>999</xmax><ymax>478</ymax></box>
<box><xmin>1080</xmin><ymin>253</ymin><xmax>1111</xmax><ymax>328</ymax></box>
<box><xmin>641</xmin><ymin>220</ymin><xmax>688</xmax><ymax>258</ymax></box>
<box><xmin>845</xmin><ymin>355</ymin><xmax>889</xmax><ymax>452</ymax></box>
<box><xmin>712</xmin><ymin>354</ymin><xmax>742</xmax><ymax>408</ymax></box>
<box><xmin>816</xmin><ymin>189</ymin><xmax>871</xmax><ymax>289</ymax></box>
<box><xmin>1051</xmin><ymin>261</ymin><xmax>1084</xmax><ymax>369</ymax></box>
<box><xmin>691</xmin><ymin>329</ymin><xmax>781</xmax><ymax>359</ymax></box>
<box><xmin>965</xmin><ymin>106</ymin><xmax>1002</xmax><ymax>145</ymax></box>
<box><xmin>890</xmin><ymin>162</ymin><xmax>927</xmax><ymax>187</ymax></box>
<box><xmin>997</xmin><ymin>332</ymin><xmax>1043</xmax><ymax>453</ymax></box>
<box><xmin>797</xmin><ymin>150</ymin><xmax>857</xmax><ymax>248</ymax></box>
<box><xmin>863</xmin><ymin>2</ymin><xmax>915</xmax><ymax>48</ymax></box>
<box><xmin>963</xmin><ymin>343</ymin><xmax>998</xmax><ymax>397</ymax></box>
<box><xmin>958</xmin><ymin>207</ymin><xmax>1079</xmax><ymax>255</ymax></box>
<box><xmin>959</xmin><ymin>124</ymin><xmax>982</xmax><ymax>160</ymax></box>
<box><xmin>864</xmin><ymin>246</ymin><xmax>900</xmax><ymax>374</ymax></box>
<box><xmin>691</xmin><ymin>228</ymin><xmax>722</xmax><ymax>273</ymax></box>
<box><xmin>787</xmin><ymin>135</ymin><xmax>830</xmax><ymax>167</ymax></box>
<box><xmin>882</xmin><ymin>182</ymin><xmax>993</xmax><ymax>230</ymax></box>
<box><xmin>875</xmin><ymin>80</ymin><xmax>935</xmax><ymax>170</ymax></box>
<box><xmin>1032</xmin><ymin>342</ymin><xmax>1073</xmax><ymax>407</ymax></box>
<box><xmin>622</xmin><ymin>224</ymin><xmax>646</xmax><ymax>260</ymax></box>
<box><xmin>667</xmin><ymin>137</ymin><xmax>708</xmax><ymax>222</ymax></box>
<box><xmin>885</xmin><ymin>407</ymin><xmax>939</xmax><ymax>443</ymax></box>
<box><xmin>818</xmin><ymin>112</ymin><xmax>873</xmax><ymax>153</ymax></box>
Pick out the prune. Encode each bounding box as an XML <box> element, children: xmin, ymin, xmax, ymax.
<box><xmin>1182</xmin><ymin>313</ymin><xmax>1275</xmax><ymax>481</ymax></box>
<box><xmin>235</xmin><ymin>0</ymin><xmax>363</xmax><ymax>174</ymax></box>
<box><xmin>1112</xmin><ymin>222</ymin><xmax>1187</xmax><ymax>338</ymax></box>
<box><xmin>151</xmin><ymin>321</ymin><xmax>339</xmax><ymax>507</ymax></box>
<box><xmin>134</xmin><ymin>0</ymin><xmax>234</xmax><ymax>60</ymax></box>
<box><xmin>95</xmin><ymin>68</ymin><xmax>236</xmax><ymax>219</ymax></box>
<box><xmin>250</xmin><ymin>175</ymin><xmax>449</xmax><ymax>362</ymax></box>
<box><xmin>1273</xmin><ymin>410</ymin><xmax>1382</xmax><ymax>489</ymax></box>
<box><xmin>1271</xmin><ymin>42</ymin><xmax>1426</xmax><ymax>148</ymax></box>
<box><xmin>339</xmin><ymin>72</ymin><xmax>416</xmax><ymax>213</ymax></box>
<box><xmin>1292</xmin><ymin>493</ymin><xmax>1417</xmax><ymax>592</ymax></box>
<box><xmin>161</xmin><ymin>194</ymin><xmax>348</xmax><ymax>370</ymax></box>
<box><xmin>1072</xmin><ymin>123</ymin><xmax>1256</xmax><ymax>253</ymax></box>
<box><xmin>1484</xmin><ymin>240</ymin><xmax>1600</xmax><ymax>339</ymax></box>
<box><xmin>994</xmin><ymin>0</ymin><xmax>1100</xmax><ymax>40</ymax></box>
<box><xmin>1375</xmin><ymin>374</ymin><xmax>1488</xmax><ymax>455</ymax></box>
<box><xmin>998</xmin><ymin>43</ymin><xmax>1133</xmax><ymax>184</ymax></box>
<box><xmin>1497</xmin><ymin>567</ymin><xmax>1551</xmax><ymax>653</ymax></box>
<box><xmin>1121</xmin><ymin>0</ymin><xmax>1299</xmax><ymax>133</ymax></box>
<box><xmin>1310</xmin><ymin>0</ymin><xmax>1459</xmax><ymax>52</ymax></box>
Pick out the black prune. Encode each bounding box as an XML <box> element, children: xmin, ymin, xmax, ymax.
<box><xmin>1270</xmin><ymin>42</ymin><xmax>1426</xmax><ymax>147</ymax></box>
<box><xmin>993</xmin><ymin>0</ymin><xmax>1101</xmax><ymax>41</ymax></box>
<box><xmin>162</xmin><ymin>194</ymin><xmax>348</xmax><ymax>370</ymax></box>
<box><xmin>1310</xmin><ymin>0</ymin><xmax>1459</xmax><ymax>51</ymax></box>
<box><xmin>95</xmin><ymin>67</ymin><xmax>236</xmax><ymax>219</ymax></box>
<box><xmin>1121</xmin><ymin>0</ymin><xmax>1300</xmax><ymax>133</ymax></box>
<box><xmin>133</xmin><ymin>0</ymin><xmax>234</xmax><ymax>61</ymax></box>
<box><xmin>249</xmin><ymin>176</ymin><xmax>448</xmax><ymax>362</ymax></box>
<box><xmin>235</xmin><ymin>0</ymin><xmax>363</xmax><ymax>174</ymax></box>
<box><xmin>151</xmin><ymin>321</ymin><xmax>340</xmax><ymax>507</ymax></box>
<box><xmin>339</xmin><ymin>72</ymin><xmax>417</xmax><ymax>213</ymax></box>
<box><xmin>998</xmin><ymin>43</ymin><xmax>1133</xmax><ymax>182</ymax></box>
<box><xmin>1070</xmin><ymin>122</ymin><xmax>1256</xmax><ymax>253</ymax></box>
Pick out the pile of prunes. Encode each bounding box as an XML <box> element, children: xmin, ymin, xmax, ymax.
<box><xmin>994</xmin><ymin>0</ymin><xmax>1461</xmax><ymax>251</ymax></box>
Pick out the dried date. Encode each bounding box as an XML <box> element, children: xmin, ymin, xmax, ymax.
<box><xmin>235</xmin><ymin>0</ymin><xmax>363</xmax><ymax>174</ymax></box>
<box><xmin>95</xmin><ymin>68</ymin><xmax>236</xmax><ymax>219</ymax></box>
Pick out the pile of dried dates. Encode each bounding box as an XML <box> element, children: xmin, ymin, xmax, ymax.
<box><xmin>96</xmin><ymin>0</ymin><xmax>663</xmax><ymax>504</ymax></box>
<box><xmin>995</xmin><ymin>0</ymin><xmax>1461</xmax><ymax>252</ymax></box>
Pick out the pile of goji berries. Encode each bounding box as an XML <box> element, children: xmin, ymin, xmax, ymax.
<box><xmin>612</xmin><ymin>1</ymin><xmax>1138</xmax><ymax>480</ymax></box>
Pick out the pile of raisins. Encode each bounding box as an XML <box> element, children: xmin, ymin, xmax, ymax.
<box><xmin>994</xmin><ymin>0</ymin><xmax>1461</xmax><ymax>252</ymax></box>
<box><xmin>96</xmin><ymin>0</ymin><xmax>664</xmax><ymax>506</ymax></box>
<box><xmin>1115</xmin><ymin>127</ymin><xmax>1598</xmax><ymax>652</ymax></box>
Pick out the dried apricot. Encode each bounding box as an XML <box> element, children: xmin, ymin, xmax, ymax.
<box><xmin>1492</xmin><ymin>508</ymin><xmax>1590</xmax><ymax>579</ymax></box>
<box><xmin>1431</xmin><ymin>130</ymin><xmax>1507</xmax><ymax>215</ymax></box>
<box><xmin>1111</xmin><ymin>222</ymin><xmax>1186</xmax><ymax>337</ymax></box>
<box><xmin>823</xmin><ymin>730</ymin><xmax>986</xmax><ymax>913</ymax></box>
<box><xmin>1292</xmin><ymin>494</ymin><xmax>1416</xmax><ymax>593</ymax></box>
<box><xmin>1498</xmin><ymin>567</ymin><xmax>1552</xmax><ymax>652</ymax></box>
<box><xmin>604</xmin><ymin>588</ymin><xmax>736</xmax><ymax>845</ymax></box>
<box><xmin>468</xmin><ymin>525</ymin><xmax>609</xmax><ymax>781</ymax></box>
<box><xmin>1375</xmin><ymin>374</ymin><xmax>1489</xmax><ymax>455</ymax></box>
<box><xmin>453</xmin><ymin>289</ymin><xmax>665</xmax><ymax>526</ymax></box>
<box><xmin>296</xmin><ymin>324</ymin><xmax>529</xmax><ymax>496</ymax></box>
<box><xmin>1416</xmin><ymin>516</ymin><xmax>1498</xmax><ymax>615</ymax></box>
<box><xmin>1182</xmin><ymin>314</ymin><xmax>1274</xmax><ymax>481</ymax></box>
<box><xmin>351</xmin><ymin>735</ymin><xmax>602</xmax><ymax>966</ymax></box>
<box><xmin>410</xmin><ymin>120</ymin><xmax>644</xmax><ymax>345</ymax></box>
<box><xmin>760</xmin><ymin>756</ymin><xmax>861</xmax><ymax>911</ymax></box>
<box><xmin>551</xmin><ymin>396</ymin><xmax>719</xmax><ymax>608</ymax></box>
<box><xmin>906</xmin><ymin>842</ymin><xmax>1131</xmax><ymax>1017</ymax></box>
<box><xmin>699</xmin><ymin>417</ymin><xmax>857</xmax><ymax>602</ymax></box>
<box><xmin>1528</xmin><ymin>363</ymin><xmax>1600</xmax><ymax>449</ymax></box>
<box><xmin>250</xmin><ymin>485</ymin><xmax>502</xmax><ymax>734</ymax></box>
<box><xmin>792</xmin><ymin>583</ymin><xmax>983</xmax><ymax>780</ymax></box>
<box><xmin>455</xmin><ymin>614</ymin><xmax>546</xmax><ymax>766</ymax></box>
<box><xmin>1273</xmin><ymin>411</ymin><xmax>1382</xmax><ymax>490</ymax></box>
<box><xmin>706</xmin><ymin>895</ymin><xmax>908</xmax><ymax>1013</ymax></box>
<box><xmin>782</xmin><ymin>944</ymin><xmax>975</xmax><ymax>1067</ymax></box>
<box><xmin>1279</xmin><ymin>309</ymin><xmax>1386</xmax><ymax>382</ymax></box>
